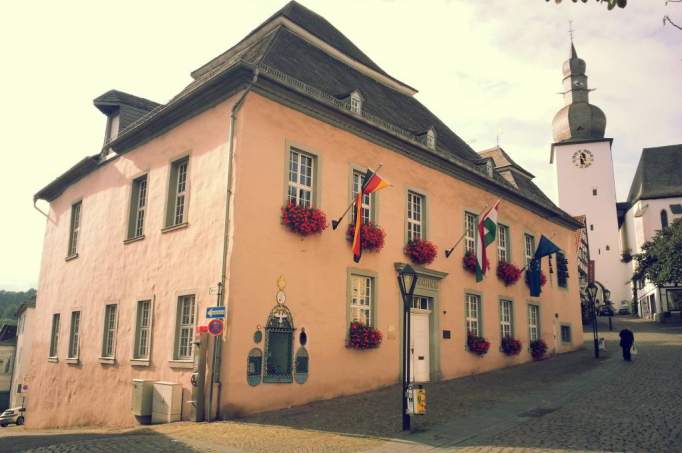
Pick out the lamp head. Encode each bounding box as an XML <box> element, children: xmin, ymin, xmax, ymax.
<box><xmin>398</xmin><ymin>264</ymin><xmax>418</xmax><ymax>299</ymax></box>
<box><xmin>586</xmin><ymin>283</ymin><xmax>598</xmax><ymax>301</ymax></box>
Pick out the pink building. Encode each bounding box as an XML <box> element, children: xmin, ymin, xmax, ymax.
<box><xmin>28</xmin><ymin>2</ymin><xmax>583</xmax><ymax>428</ymax></box>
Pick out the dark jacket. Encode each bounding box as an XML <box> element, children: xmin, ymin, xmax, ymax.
<box><xmin>619</xmin><ymin>329</ymin><xmax>634</xmax><ymax>347</ymax></box>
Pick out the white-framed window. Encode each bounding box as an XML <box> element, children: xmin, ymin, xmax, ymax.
<box><xmin>524</xmin><ymin>233</ymin><xmax>536</xmax><ymax>266</ymax></box>
<box><xmin>287</xmin><ymin>149</ymin><xmax>315</xmax><ymax>208</ymax></box>
<box><xmin>134</xmin><ymin>300</ymin><xmax>152</xmax><ymax>360</ymax></box>
<box><xmin>68</xmin><ymin>311</ymin><xmax>81</xmax><ymax>359</ymax></box>
<box><xmin>101</xmin><ymin>304</ymin><xmax>117</xmax><ymax>358</ymax></box>
<box><xmin>407</xmin><ymin>191</ymin><xmax>424</xmax><ymax>241</ymax></box>
<box><xmin>350</xmin><ymin>274</ymin><xmax>373</xmax><ymax>327</ymax></box>
<box><xmin>49</xmin><ymin>313</ymin><xmax>60</xmax><ymax>358</ymax></box>
<box><xmin>561</xmin><ymin>325</ymin><xmax>572</xmax><ymax>343</ymax></box>
<box><xmin>411</xmin><ymin>296</ymin><xmax>432</xmax><ymax>311</ymax></box>
<box><xmin>352</xmin><ymin>170</ymin><xmax>373</xmax><ymax>224</ymax></box>
<box><xmin>498</xmin><ymin>224</ymin><xmax>510</xmax><ymax>262</ymax></box>
<box><xmin>166</xmin><ymin>157</ymin><xmax>189</xmax><ymax>227</ymax></box>
<box><xmin>350</xmin><ymin>91</ymin><xmax>362</xmax><ymax>114</ymax></box>
<box><xmin>68</xmin><ymin>201</ymin><xmax>82</xmax><ymax>257</ymax></box>
<box><xmin>465</xmin><ymin>294</ymin><xmax>481</xmax><ymax>337</ymax></box>
<box><xmin>128</xmin><ymin>175</ymin><xmax>148</xmax><ymax>239</ymax></box>
<box><xmin>500</xmin><ymin>299</ymin><xmax>513</xmax><ymax>339</ymax></box>
<box><xmin>464</xmin><ymin>212</ymin><xmax>477</xmax><ymax>254</ymax></box>
<box><xmin>174</xmin><ymin>295</ymin><xmax>196</xmax><ymax>360</ymax></box>
<box><xmin>528</xmin><ymin>304</ymin><xmax>540</xmax><ymax>342</ymax></box>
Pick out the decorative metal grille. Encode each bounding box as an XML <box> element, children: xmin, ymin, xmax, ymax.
<box><xmin>264</xmin><ymin>304</ymin><xmax>293</xmax><ymax>383</ymax></box>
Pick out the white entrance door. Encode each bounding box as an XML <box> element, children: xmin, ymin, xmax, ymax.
<box><xmin>410</xmin><ymin>302</ymin><xmax>430</xmax><ymax>382</ymax></box>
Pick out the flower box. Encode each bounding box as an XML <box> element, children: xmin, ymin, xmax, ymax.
<box><xmin>463</xmin><ymin>251</ymin><xmax>477</xmax><ymax>274</ymax></box>
<box><xmin>347</xmin><ymin>322</ymin><xmax>383</xmax><ymax>350</ymax></box>
<box><xmin>530</xmin><ymin>339</ymin><xmax>548</xmax><ymax>360</ymax></box>
<box><xmin>497</xmin><ymin>261</ymin><xmax>522</xmax><ymax>286</ymax></box>
<box><xmin>501</xmin><ymin>337</ymin><xmax>522</xmax><ymax>356</ymax></box>
<box><xmin>467</xmin><ymin>334</ymin><xmax>490</xmax><ymax>356</ymax></box>
<box><xmin>281</xmin><ymin>203</ymin><xmax>327</xmax><ymax>236</ymax></box>
<box><xmin>404</xmin><ymin>239</ymin><xmax>437</xmax><ymax>265</ymax></box>
<box><xmin>346</xmin><ymin>222</ymin><xmax>385</xmax><ymax>252</ymax></box>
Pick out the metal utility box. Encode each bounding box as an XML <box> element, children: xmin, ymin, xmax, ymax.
<box><xmin>152</xmin><ymin>381</ymin><xmax>182</xmax><ymax>424</ymax></box>
<box><xmin>131</xmin><ymin>379</ymin><xmax>156</xmax><ymax>417</ymax></box>
<box><xmin>406</xmin><ymin>384</ymin><xmax>426</xmax><ymax>415</ymax></box>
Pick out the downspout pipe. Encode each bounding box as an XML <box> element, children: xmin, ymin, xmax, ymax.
<box><xmin>209</xmin><ymin>69</ymin><xmax>259</xmax><ymax>421</ymax></box>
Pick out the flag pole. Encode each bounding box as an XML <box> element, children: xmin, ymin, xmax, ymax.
<box><xmin>331</xmin><ymin>164</ymin><xmax>383</xmax><ymax>230</ymax></box>
<box><xmin>444</xmin><ymin>200</ymin><xmax>501</xmax><ymax>258</ymax></box>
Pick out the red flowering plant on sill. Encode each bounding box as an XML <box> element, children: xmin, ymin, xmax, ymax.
<box><xmin>501</xmin><ymin>337</ymin><xmax>522</xmax><ymax>356</ymax></box>
<box><xmin>345</xmin><ymin>222</ymin><xmax>385</xmax><ymax>252</ymax></box>
<box><xmin>281</xmin><ymin>202</ymin><xmax>328</xmax><ymax>236</ymax></box>
<box><xmin>347</xmin><ymin>322</ymin><xmax>383</xmax><ymax>350</ymax></box>
<box><xmin>524</xmin><ymin>269</ymin><xmax>547</xmax><ymax>288</ymax></box>
<box><xmin>497</xmin><ymin>261</ymin><xmax>522</xmax><ymax>286</ymax></box>
<box><xmin>404</xmin><ymin>239</ymin><xmax>437</xmax><ymax>265</ymax></box>
<box><xmin>530</xmin><ymin>339</ymin><xmax>548</xmax><ymax>361</ymax></box>
<box><xmin>467</xmin><ymin>333</ymin><xmax>491</xmax><ymax>356</ymax></box>
<box><xmin>463</xmin><ymin>250</ymin><xmax>477</xmax><ymax>275</ymax></box>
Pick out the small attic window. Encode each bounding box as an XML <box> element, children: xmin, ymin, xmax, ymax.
<box><xmin>425</xmin><ymin>129</ymin><xmax>436</xmax><ymax>149</ymax></box>
<box><xmin>485</xmin><ymin>159</ymin><xmax>494</xmax><ymax>177</ymax></box>
<box><xmin>350</xmin><ymin>91</ymin><xmax>362</xmax><ymax>114</ymax></box>
<box><xmin>105</xmin><ymin>113</ymin><xmax>120</xmax><ymax>144</ymax></box>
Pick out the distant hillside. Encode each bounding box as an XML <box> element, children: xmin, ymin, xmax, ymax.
<box><xmin>0</xmin><ymin>289</ymin><xmax>36</xmax><ymax>321</ymax></box>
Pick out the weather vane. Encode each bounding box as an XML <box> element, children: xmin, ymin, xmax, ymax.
<box><xmin>568</xmin><ymin>20</ymin><xmax>575</xmax><ymax>43</ymax></box>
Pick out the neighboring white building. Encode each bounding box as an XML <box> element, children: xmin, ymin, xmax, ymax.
<box><xmin>9</xmin><ymin>300</ymin><xmax>35</xmax><ymax>408</ymax></box>
<box><xmin>550</xmin><ymin>43</ymin><xmax>630</xmax><ymax>307</ymax></box>
<box><xmin>618</xmin><ymin>145</ymin><xmax>682</xmax><ymax>320</ymax></box>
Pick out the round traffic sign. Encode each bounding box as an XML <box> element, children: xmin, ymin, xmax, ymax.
<box><xmin>208</xmin><ymin>318</ymin><xmax>224</xmax><ymax>336</ymax></box>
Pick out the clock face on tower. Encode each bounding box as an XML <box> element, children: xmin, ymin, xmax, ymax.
<box><xmin>572</xmin><ymin>149</ymin><xmax>594</xmax><ymax>168</ymax></box>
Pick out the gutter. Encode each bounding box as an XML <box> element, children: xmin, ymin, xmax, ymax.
<box><xmin>208</xmin><ymin>69</ymin><xmax>259</xmax><ymax>422</ymax></box>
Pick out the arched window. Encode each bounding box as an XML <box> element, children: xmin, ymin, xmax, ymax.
<box><xmin>264</xmin><ymin>304</ymin><xmax>294</xmax><ymax>383</ymax></box>
<box><xmin>660</xmin><ymin>209</ymin><xmax>669</xmax><ymax>229</ymax></box>
<box><xmin>350</xmin><ymin>91</ymin><xmax>362</xmax><ymax>114</ymax></box>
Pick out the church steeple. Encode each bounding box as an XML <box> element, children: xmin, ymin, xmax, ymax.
<box><xmin>552</xmin><ymin>42</ymin><xmax>606</xmax><ymax>143</ymax></box>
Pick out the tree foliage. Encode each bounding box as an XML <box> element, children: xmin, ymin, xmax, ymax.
<box><xmin>634</xmin><ymin>219</ymin><xmax>682</xmax><ymax>286</ymax></box>
<box><xmin>545</xmin><ymin>0</ymin><xmax>627</xmax><ymax>10</ymax></box>
<box><xmin>0</xmin><ymin>289</ymin><xmax>36</xmax><ymax>322</ymax></box>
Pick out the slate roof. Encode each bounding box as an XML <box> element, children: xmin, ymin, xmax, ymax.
<box><xmin>626</xmin><ymin>144</ymin><xmax>682</xmax><ymax>204</ymax></box>
<box><xmin>93</xmin><ymin>90</ymin><xmax>162</xmax><ymax>132</ymax></box>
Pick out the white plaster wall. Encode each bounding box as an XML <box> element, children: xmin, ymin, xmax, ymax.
<box><xmin>553</xmin><ymin>141</ymin><xmax>630</xmax><ymax>305</ymax></box>
<box><xmin>10</xmin><ymin>308</ymin><xmax>34</xmax><ymax>407</ymax></box>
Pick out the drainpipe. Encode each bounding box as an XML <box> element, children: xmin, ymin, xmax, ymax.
<box><xmin>33</xmin><ymin>199</ymin><xmax>53</xmax><ymax>222</ymax></box>
<box><xmin>208</xmin><ymin>69</ymin><xmax>259</xmax><ymax>421</ymax></box>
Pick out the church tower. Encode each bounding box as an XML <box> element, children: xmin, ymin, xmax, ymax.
<box><xmin>550</xmin><ymin>43</ymin><xmax>629</xmax><ymax>305</ymax></box>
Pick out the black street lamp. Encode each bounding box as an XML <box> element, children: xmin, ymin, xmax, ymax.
<box><xmin>397</xmin><ymin>264</ymin><xmax>418</xmax><ymax>432</ymax></box>
<box><xmin>586</xmin><ymin>283</ymin><xmax>599</xmax><ymax>358</ymax></box>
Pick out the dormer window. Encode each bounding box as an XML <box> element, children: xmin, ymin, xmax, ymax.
<box><xmin>350</xmin><ymin>91</ymin><xmax>362</xmax><ymax>114</ymax></box>
<box><xmin>425</xmin><ymin>128</ymin><xmax>436</xmax><ymax>149</ymax></box>
<box><xmin>486</xmin><ymin>159</ymin><xmax>494</xmax><ymax>177</ymax></box>
<box><xmin>104</xmin><ymin>113</ymin><xmax>120</xmax><ymax>145</ymax></box>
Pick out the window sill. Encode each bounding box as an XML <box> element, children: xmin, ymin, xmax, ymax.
<box><xmin>65</xmin><ymin>254</ymin><xmax>79</xmax><ymax>262</ymax></box>
<box><xmin>98</xmin><ymin>357</ymin><xmax>115</xmax><ymax>365</ymax></box>
<box><xmin>47</xmin><ymin>357</ymin><xmax>58</xmax><ymax>363</ymax></box>
<box><xmin>130</xmin><ymin>359</ymin><xmax>151</xmax><ymax>367</ymax></box>
<box><xmin>65</xmin><ymin>358</ymin><xmax>80</xmax><ymax>365</ymax></box>
<box><xmin>263</xmin><ymin>376</ymin><xmax>294</xmax><ymax>384</ymax></box>
<box><xmin>161</xmin><ymin>223</ymin><xmax>188</xmax><ymax>234</ymax></box>
<box><xmin>168</xmin><ymin>360</ymin><xmax>193</xmax><ymax>369</ymax></box>
<box><xmin>123</xmin><ymin>235</ymin><xmax>145</xmax><ymax>245</ymax></box>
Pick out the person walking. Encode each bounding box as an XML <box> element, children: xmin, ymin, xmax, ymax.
<box><xmin>619</xmin><ymin>328</ymin><xmax>635</xmax><ymax>361</ymax></box>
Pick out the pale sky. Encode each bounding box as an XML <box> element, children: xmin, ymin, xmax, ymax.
<box><xmin>1</xmin><ymin>0</ymin><xmax>680</xmax><ymax>291</ymax></box>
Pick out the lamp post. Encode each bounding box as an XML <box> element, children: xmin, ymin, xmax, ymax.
<box><xmin>586</xmin><ymin>283</ymin><xmax>599</xmax><ymax>358</ymax></box>
<box><xmin>397</xmin><ymin>264</ymin><xmax>418</xmax><ymax>432</ymax></box>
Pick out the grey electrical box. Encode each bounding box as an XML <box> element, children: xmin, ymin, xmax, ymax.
<box><xmin>131</xmin><ymin>379</ymin><xmax>155</xmax><ymax>416</ymax></box>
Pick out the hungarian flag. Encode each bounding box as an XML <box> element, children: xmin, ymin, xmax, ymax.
<box><xmin>474</xmin><ymin>200</ymin><xmax>501</xmax><ymax>282</ymax></box>
<box><xmin>352</xmin><ymin>169</ymin><xmax>390</xmax><ymax>262</ymax></box>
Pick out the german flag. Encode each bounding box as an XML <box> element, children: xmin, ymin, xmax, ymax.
<box><xmin>353</xmin><ymin>169</ymin><xmax>390</xmax><ymax>262</ymax></box>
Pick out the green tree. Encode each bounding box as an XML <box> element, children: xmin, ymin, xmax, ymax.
<box><xmin>633</xmin><ymin>218</ymin><xmax>682</xmax><ymax>286</ymax></box>
<box><xmin>545</xmin><ymin>0</ymin><xmax>627</xmax><ymax>10</ymax></box>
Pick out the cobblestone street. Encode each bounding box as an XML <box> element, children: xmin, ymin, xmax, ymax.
<box><xmin>1</xmin><ymin>316</ymin><xmax>680</xmax><ymax>453</ymax></box>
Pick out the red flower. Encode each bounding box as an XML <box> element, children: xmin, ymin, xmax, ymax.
<box><xmin>347</xmin><ymin>322</ymin><xmax>383</xmax><ymax>349</ymax></box>
<box><xmin>497</xmin><ymin>261</ymin><xmax>522</xmax><ymax>286</ymax></box>
<box><xmin>530</xmin><ymin>339</ymin><xmax>548</xmax><ymax>360</ymax></box>
<box><xmin>501</xmin><ymin>337</ymin><xmax>522</xmax><ymax>356</ymax></box>
<box><xmin>281</xmin><ymin>203</ymin><xmax>327</xmax><ymax>236</ymax></box>
<box><xmin>467</xmin><ymin>334</ymin><xmax>491</xmax><ymax>356</ymax></box>
<box><xmin>345</xmin><ymin>223</ymin><xmax>386</xmax><ymax>252</ymax></box>
<box><xmin>404</xmin><ymin>239</ymin><xmax>437</xmax><ymax>265</ymax></box>
<box><xmin>463</xmin><ymin>251</ymin><xmax>478</xmax><ymax>274</ymax></box>
<box><xmin>524</xmin><ymin>269</ymin><xmax>547</xmax><ymax>288</ymax></box>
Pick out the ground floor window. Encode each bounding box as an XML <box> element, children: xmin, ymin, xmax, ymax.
<box><xmin>528</xmin><ymin>304</ymin><xmax>540</xmax><ymax>342</ymax></box>
<box><xmin>500</xmin><ymin>299</ymin><xmax>513</xmax><ymax>338</ymax></box>
<box><xmin>561</xmin><ymin>325</ymin><xmax>572</xmax><ymax>343</ymax></box>
<box><xmin>174</xmin><ymin>295</ymin><xmax>196</xmax><ymax>360</ymax></box>
<box><xmin>349</xmin><ymin>274</ymin><xmax>374</xmax><ymax>326</ymax></box>
<box><xmin>465</xmin><ymin>294</ymin><xmax>481</xmax><ymax>337</ymax></box>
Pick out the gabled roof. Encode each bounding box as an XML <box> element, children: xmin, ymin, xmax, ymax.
<box><xmin>627</xmin><ymin>144</ymin><xmax>682</xmax><ymax>204</ymax></box>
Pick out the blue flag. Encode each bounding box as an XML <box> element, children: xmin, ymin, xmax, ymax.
<box><xmin>528</xmin><ymin>235</ymin><xmax>562</xmax><ymax>297</ymax></box>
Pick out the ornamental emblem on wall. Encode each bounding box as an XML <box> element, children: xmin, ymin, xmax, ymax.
<box><xmin>572</xmin><ymin>149</ymin><xmax>594</xmax><ymax>168</ymax></box>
